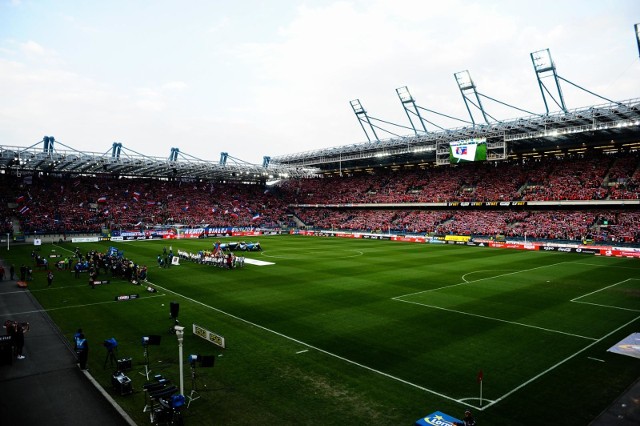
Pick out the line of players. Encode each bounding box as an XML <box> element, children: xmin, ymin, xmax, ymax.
<box><xmin>177</xmin><ymin>249</ymin><xmax>245</xmax><ymax>269</ymax></box>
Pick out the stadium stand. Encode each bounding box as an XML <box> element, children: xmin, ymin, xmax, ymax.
<box><xmin>1</xmin><ymin>149</ymin><xmax>639</xmax><ymax>244</ymax></box>
<box><xmin>281</xmin><ymin>151</ymin><xmax>639</xmax><ymax>205</ymax></box>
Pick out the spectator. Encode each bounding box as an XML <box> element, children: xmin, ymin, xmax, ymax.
<box><xmin>13</xmin><ymin>322</ymin><xmax>29</xmax><ymax>360</ymax></box>
<box><xmin>453</xmin><ymin>410</ymin><xmax>476</xmax><ymax>426</ymax></box>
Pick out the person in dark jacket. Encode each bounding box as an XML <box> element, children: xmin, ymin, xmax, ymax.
<box><xmin>76</xmin><ymin>333</ymin><xmax>89</xmax><ymax>370</ymax></box>
<box><xmin>453</xmin><ymin>410</ymin><xmax>476</xmax><ymax>426</ymax></box>
<box><xmin>13</xmin><ymin>322</ymin><xmax>29</xmax><ymax>360</ymax></box>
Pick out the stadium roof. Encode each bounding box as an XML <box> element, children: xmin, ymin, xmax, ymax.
<box><xmin>270</xmin><ymin>98</ymin><xmax>640</xmax><ymax>172</ymax></box>
<box><xmin>1</xmin><ymin>99</ymin><xmax>638</xmax><ymax>181</ymax></box>
<box><xmin>0</xmin><ymin>141</ymin><xmax>321</xmax><ymax>183</ymax></box>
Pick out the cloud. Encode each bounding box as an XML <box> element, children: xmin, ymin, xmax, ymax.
<box><xmin>228</xmin><ymin>0</ymin><xmax>638</xmax><ymax>155</ymax></box>
<box><xmin>20</xmin><ymin>40</ymin><xmax>47</xmax><ymax>55</ymax></box>
<box><xmin>162</xmin><ymin>81</ymin><xmax>188</xmax><ymax>91</ymax></box>
<box><xmin>228</xmin><ymin>1</ymin><xmax>525</xmax><ymax>150</ymax></box>
<box><xmin>0</xmin><ymin>1</ymin><xmax>637</xmax><ymax>164</ymax></box>
<box><xmin>135</xmin><ymin>99</ymin><xmax>167</xmax><ymax>112</ymax></box>
<box><xmin>14</xmin><ymin>40</ymin><xmax>61</xmax><ymax>65</ymax></box>
<box><xmin>206</xmin><ymin>16</ymin><xmax>231</xmax><ymax>34</ymax></box>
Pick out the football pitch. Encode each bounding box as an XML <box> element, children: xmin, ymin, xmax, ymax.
<box><xmin>6</xmin><ymin>235</ymin><xmax>640</xmax><ymax>425</ymax></box>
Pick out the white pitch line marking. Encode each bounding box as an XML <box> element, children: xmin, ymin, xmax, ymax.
<box><xmin>29</xmin><ymin>285</ymin><xmax>96</xmax><ymax>293</ymax></box>
<box><xmin>572</xmin><ymin>300</ymin><xmax>640</xmax><ymax>312</ymax></box>
<box><xmin>395</xmin><ymin>261</ymin><xmax>568</xmax><ymax>299</ymax></box>
<box><xmin>146</xmin><ymin>280</ymin><xmax>464</xmax><ymax>405</ymax></box>
<box><xmin>570</xmin><ymin>278</ymin><xmax>640</xmax><ymax>312</ymax></box>
<box><xmin>394</xmin><ymin>298</ymin><xmax>597</xmax><ymax>340</ymax></box>
<box><xmin>571</xmin><ymin>279</ymin><xmax>639</xmax><ymax>302</ymax></box>
<box><xmin>482</xmin><ymin>314</ymin><xmax>640</xmax><ymax>411</ymax></box>
<box><xmin>571</xmin><ymin>262</ymin><xmax>640</xmax><ymax>270</ymax></box>
<box><xmin>461</xmin><ymin>270</ymin><xmax>518</xmax><ymax>283</ymax></box>
<box><xmin>394</xmin><ymin>259</ymin><xmax>640</xmax><ymax>410</ymax></box>
<box><xmin>3</xmin><ymin>294</ymin><xmax>166</xmax><ymax>316</ymax></box>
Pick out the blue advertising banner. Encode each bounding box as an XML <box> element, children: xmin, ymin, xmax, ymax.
<box><xmin>416</xmin><ymin>411</ymin><xmax>462</xmax><ymax>426</ymax></box>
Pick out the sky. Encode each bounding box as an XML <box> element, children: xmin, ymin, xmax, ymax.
<box><xmin>1</xmin><ymin>0</ymin><xmax>639</xmax><ymax>165</ymax></box>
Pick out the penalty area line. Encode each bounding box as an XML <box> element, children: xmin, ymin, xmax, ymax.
<box><xmin>146</xmin><ymin>280</ymin><xmax>465</xmax><ymax>405</ymax></box>
<box><xmin>393</xmin><ymin>298</ymin><xmax>597</xmax><ymax>341</ymax></box>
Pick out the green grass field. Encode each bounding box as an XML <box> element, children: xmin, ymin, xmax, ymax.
<box><xmin>4</xmin><ymin>235</ymin><xmax>640</xmax><ymax>425</ymax></box>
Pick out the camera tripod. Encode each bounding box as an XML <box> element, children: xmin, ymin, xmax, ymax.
<box><xmin>139</xmin><ymin>344</ymin><xmax>152</xmax><ymax>381</ymax></box>
<box><xmin>104</xmin><ymin>346</ymin><xmax>118</xmax><ymax>369</ymax></box>
<box><xmin>187</xmin><ymin>364</ymin><xmax>201</xmax><ymax>407</ymax></box>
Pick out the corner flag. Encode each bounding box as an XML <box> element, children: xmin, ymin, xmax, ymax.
<box><xmin>478</xmin><ymin>370</ymin><xmax>484</xmax><ymax>407</ymax></box>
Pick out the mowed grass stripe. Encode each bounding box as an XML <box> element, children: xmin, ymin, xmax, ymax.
<box><xmin>10</xmin><ymin>236</ymin><xmax>637</xmax><ymax>426</ymax></box>
<box><xmin>398</xmin><ymin>261</ymin><xmax>639</xmax><ymax>338</ymax></box>
<box><xmin>104</xmin><ymin>239</ymin><xmax>608</xmax><ymax>397</ymax></box>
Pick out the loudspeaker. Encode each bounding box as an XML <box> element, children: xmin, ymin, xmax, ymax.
<box><xmin>170</xmin><ymin>302</ymin><xmax>179</xmax><ymax>319</ymax></box>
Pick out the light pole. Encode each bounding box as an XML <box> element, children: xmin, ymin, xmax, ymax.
<box><xmin>175</xmin><ymin>325</ymin><xmax>185</xmax><ymax>396</ymax></box>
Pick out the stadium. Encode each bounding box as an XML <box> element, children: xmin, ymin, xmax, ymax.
<box><xmin>1</xmin><ymin>16</ymin><xmax>640</xmax><ymax>426</ymax></box>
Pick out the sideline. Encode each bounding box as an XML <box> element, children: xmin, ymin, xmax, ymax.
<box><xmin>393</xmin><ymin>260</ymin><xmax>640</xmax><ymax>412</ymax></box>
<box><xmin>83</xmin><ymin>371</ymin><xmax>137</xmax><ymax>426</ymax></box>
<box><xmin>487</xmin><ymin>314</ymin><xmax>640</xmax><ymax>410</ymax></box>
<box><xmin>145</xmin><ymin>279</ymin><xmax>467</xmax><ymax>406</ymax></box>
<box><xmin>0</xmin><ymin>256</ymin><xmax>135</xmax><ymax>426</ymax></box>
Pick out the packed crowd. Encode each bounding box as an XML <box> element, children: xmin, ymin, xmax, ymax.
<box><xmin>0</xmin><ymin>174</ymin><xmax>289</xmax><ymax>235</ymax></box>
<box><xmin>0</xmin><ymin>150</ymin><xmax>638</xmax><ymax>243</ymax></box>
<box><xmin>293</xmin><ymin>208</ymin><xmax>640</xmax><ymax>243</ymax></box>
<box><xmin>281</xmin><ymin>152</ymin><xmax>639</xmax><ymax>204</ymax></box>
